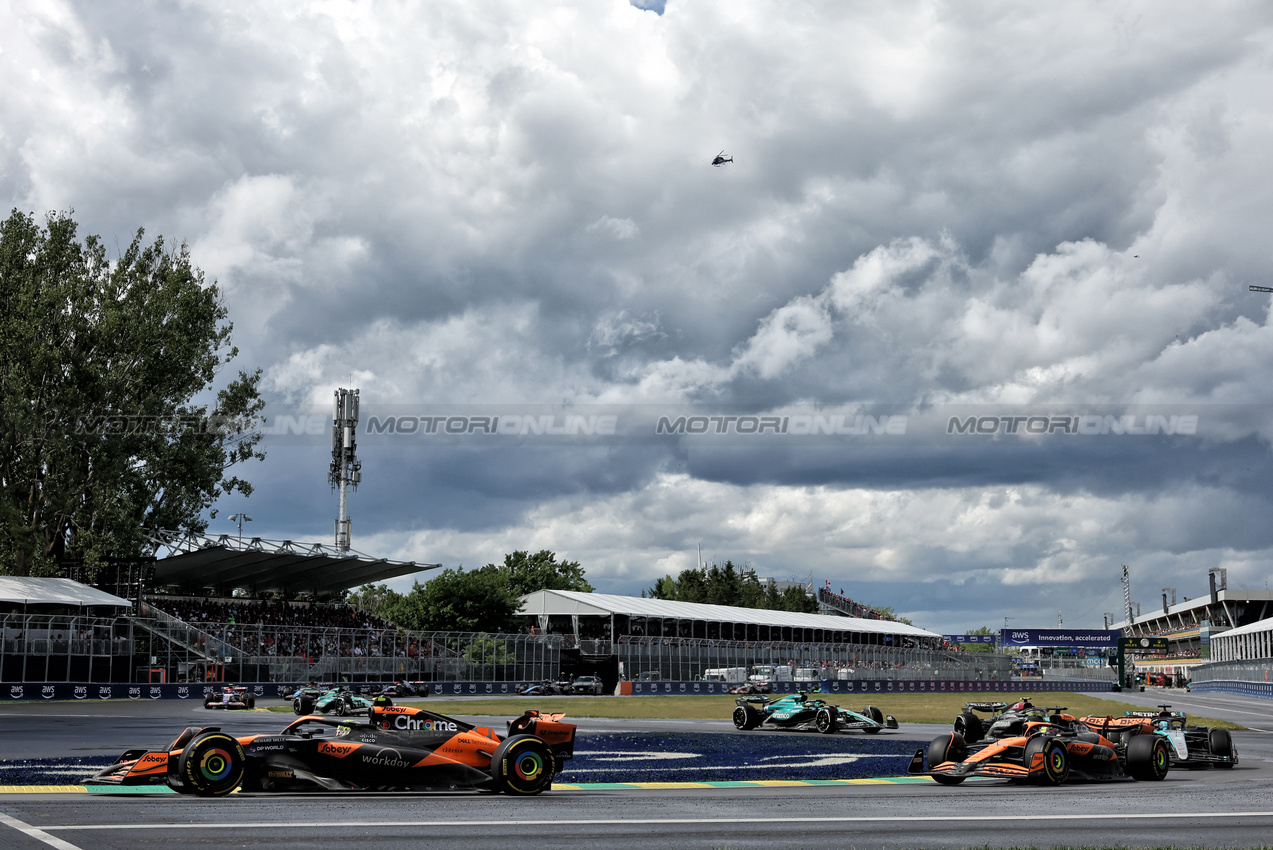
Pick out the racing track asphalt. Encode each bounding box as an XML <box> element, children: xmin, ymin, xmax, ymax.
<box><xmin>1</xmin><ymin>689</ymin><xmax>1271</xmax><ymax>850</ymax></box>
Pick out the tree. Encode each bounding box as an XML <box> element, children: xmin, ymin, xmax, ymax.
<box><xmin>0</xmin><ymin>210</ymin><xmax>263</xmax><ymax>576</ymax></box>
<box><xmin>494</xmin><ymin>549</ymin><xmax>593</xmax><ymax>597</ymax></box>
<box><xmin>962</xmin><ymin>625</ymin><xmax>998</xmax><ymax>653</ymax></box>
<box><xmin>380</xmin><ymin>566</ymin><xmax>521</xmax><ymax>633</ymax></box>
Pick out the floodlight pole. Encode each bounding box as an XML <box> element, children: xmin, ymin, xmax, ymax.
<box><xmin>228</xmin><ymin>513</ymin><xmax>252</xmax><ymax>545</ymax></box>
<box><xmin>329</xmin><ymin>388</ymin><xmax>361</xmax><ymax>555</ymax></box>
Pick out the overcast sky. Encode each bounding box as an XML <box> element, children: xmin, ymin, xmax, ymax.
<box><xmin>6</xmin><ymin>1</ymin><xmax>1273</xmax><ymax>633</ymax></box>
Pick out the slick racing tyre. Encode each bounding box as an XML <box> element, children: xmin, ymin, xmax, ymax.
<box><xmin>203</xmin><ymin>695</ymin><xmax>215</xmax><ymax>709</ymax></box>
<box><xmin>1024</xmin><ymin>736</ymin><xmax>1070</xmax><ymax>786</ymax></box>
<box><xmin>863</xmin><ymin>705</ymin><xmax>885</xmax><ymax>734</ymax></box>
<box><xmin>294</xmin><ymin>695</ymin><xmax>314</xmax><ymax>715</ymax></box>
<box><xmin>179</xmin><ymin>731</ymin><xmax>246</xmax><ymax>797</ymax></box>
<box><xmin>335</xmin><ymin>699</ymin><xmax>348</xmax><ymax>716</ymax></box>
<box><xmin>954</xmin><ymin>711</ymin><xmax>984</xmax><ymax>743</ymax></box>
<box><xmin>927</xmin><ymin>732</ymin><xmax>968</xmax><ymax>785</ymax></box>
<box><xmin>733</xmin><ymin>705</ymin><xmax>762</xmax><ymax>730</ymax></box>
<box><xmin>1126</xmin><ymin>733</ymin><xmax>1171</xmax><ymax>781</ymax></box>
<box><xmin>1209</xmin><ymin>729</ymin><xmax>1235</xmax><ymax>767</ymax></box>
<box><xmin>246</xmin><ymin>695</ymin><xmax>255</xmax><ymax>709</ymax></box>
<box><xmin>491</xmin><ymin>735</ymin><xmax>556</xmax><ymax>795</ymax></box>
<box><xmin>815</xmin><ymin>707</ymin><xmax>838</xmax><ymax>734</ymax></box>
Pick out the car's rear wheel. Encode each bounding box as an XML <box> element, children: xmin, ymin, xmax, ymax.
<box><xmin>1126</xmin><ymin>734</ymin><xmax>1171</xmax><ymax>781</ymax></box>
<box><xmin>491</xmin><ymin>735</ymin><xmax>556</xmax><ymax>795</ymax></box>
<box><xmin>954</xmin><ymin>711</ymin><xmax>984</xmax><ymax>743</ymax></box>
<box><xmin>295</xmin><ymin>695</ymin><xmax>314</xmax><ymax>715</ymax></box>
<box><xmin>179</xmin><ymin>732</ymin><xmax>245</xmax><ymax>797</ymax></box>
<box><xmin>815</xmin><ymin>707</ymin><xmax>837</xmax><ymax>734</ymax></box>
<box><xmin>1209</xmin><ymin>729</ymin><xmax>1235</xmax><ymax>767</ymax></box>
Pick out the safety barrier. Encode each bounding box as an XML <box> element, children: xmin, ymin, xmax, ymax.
<box><xmin>1191</xmin><ymin>680</ymin><xmax>1273</xmax><ymax>699</ymax></box>
<box><xmin>3</xmin><ymin>676</ymin><xmax>1114</xmax><ymax>701</ymax></box>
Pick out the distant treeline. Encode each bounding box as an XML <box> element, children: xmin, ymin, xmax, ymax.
<box><xmin>644</xmin><ymin>560</ymin><xmax>818</xmax><ymax>614</ymax></box>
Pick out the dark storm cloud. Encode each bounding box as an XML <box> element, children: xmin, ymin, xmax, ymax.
<box><xmin>5</xmin><ymin>1</ymin><xmax>1273</xmax><ymax>632</ymax></box>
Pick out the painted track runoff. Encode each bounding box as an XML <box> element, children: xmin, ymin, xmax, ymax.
<box><xmin>1</xmin><ymin>690</ymin><xmax>1271</xmax><ymax>849</ymax></box>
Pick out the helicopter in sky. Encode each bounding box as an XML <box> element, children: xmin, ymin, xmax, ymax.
<box><xmin>711</xmin><ymin>150</ymin><xmax>733</xmax><ymax>167</ymax></box>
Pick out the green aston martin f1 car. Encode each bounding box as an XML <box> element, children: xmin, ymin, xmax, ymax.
<box><xmin>732</xmin><ymin>690</ymin><xmax>898</xmax><ymax>734</ymax></box>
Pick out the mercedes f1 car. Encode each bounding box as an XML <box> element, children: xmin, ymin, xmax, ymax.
<box><xmin>203</xmin><ymin>685</ymin><xmax>256</xmax><ymax>710</ymax></box>
<box><xmin>952</xmin><ymin>698</ymin><xmax>1048</xmax><ymax>743</ymax></box>
<box><xmin>733</xmin><ymin>690</ymin><xmax>898</xmax><ymax>734</ymax></box>
<box><xmin>1079</xmin><ymin>705</ymin><xmax>1238</xmax><ymax>770</ymax></box>
<box><xmin>93</xmin><ymin>702</ymin><xmax>576</xmax><ymax>796</ymax></box>
<box><xmin>910</xmin><ymin>710</ymin><xmax>1171</xmax><ymax>785</ymax></box>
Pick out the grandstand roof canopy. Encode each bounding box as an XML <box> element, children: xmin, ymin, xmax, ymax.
<box><xmin>0</xmin><ymin>577</ymin><xmax>131</xmax><ymax>611</ymax></box>
<box><xmin>517</xmin><ymin>590</ymin><xmax>940</xmax><ymax>638</ymax></box>
<box><xmin>147</xmin><ymin>529</ymin><xmax>438</xmax><ymax>596</ymax></box>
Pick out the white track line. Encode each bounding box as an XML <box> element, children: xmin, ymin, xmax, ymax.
<box><xmin>44</xmin><ymin>812</ymin><xmax>1273</xmax><ymax>831</ymax></box>
<box><xmin>0</xmin><ymin>811</ymin><xmax>84</xmax><ymax>850</ymax></box>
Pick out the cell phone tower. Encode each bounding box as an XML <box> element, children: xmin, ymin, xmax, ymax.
<box><xmin>329</xmin><ymin>388</ymin><xmax>361</xmax><ymax>554</ymax></box>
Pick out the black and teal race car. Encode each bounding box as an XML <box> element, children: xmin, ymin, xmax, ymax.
<box><xmin>733</xmin><ymin>690</ymin><xmax>898</xmax><ymax>734</ymax></box>
<box><xmin>292</xmin><ymin>686</ymin><xmax>374</xmax><ymax>717</ymax></box>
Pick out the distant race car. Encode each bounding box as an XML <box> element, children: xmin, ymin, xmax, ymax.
<box><xmin>732</xmin><ymin>691</ymin><xmax>898</xmax><ymax>734</ymax></box>
<box><xmin>953</xmin><ymin>698</ymin><xmax>1048</xmax><ymax>742</ymax></box>
<box><xmin>203</xmin><ymin>685</ymin><xmax>256</xmax><ymax>710</ymax></box>
<box><xmin>93</xmin><ymin>703</ymin><xmax>576</xmax><ymax>796</ymax></box>
<box><xmin>728</xmin><ymin>682</ymin><xmax>772</xmax><ymax>695</ymax></box>
<box><xmin>292</xmin><ymin>687</ymin><xmax>374</xmax><ymax>717</ymax></box>
<box><xmin>1079</xmin><ymin>705</ymin><xmax>1238</xmax><ymax>770</ymax></box>
<box><xmin>910</xmin><ymin>710</ymin><xmax>1171</xmax><ymax>786</ymax></box>
<box><xmin>371</xmin><ymin>681</ymin><xmax>431</xmax><ymax>699</ymax></box>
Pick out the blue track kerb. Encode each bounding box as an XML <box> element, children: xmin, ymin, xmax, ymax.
<box><xmin>559</xmin><ymin>732</ymin><xmax>914</xmax><ymax>784</ymax></box>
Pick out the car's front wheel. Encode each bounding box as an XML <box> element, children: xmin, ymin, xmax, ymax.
<box><xmin>179</xmin><ymin>732</ymin><xmax>245</xmax><ymax>797</ymax></box>
<box><xmin>1209</xmin><ymin>729</ymin><xmax>1235</xmax><ymax>767</ymax></box>
<box><xmin>1126</xmin><ymin>734</ymin><xmax>1171</xmax><ymax>781</ymax></box>
<box><xmin>815</xmin><ymin>707</ymin><xmax>837</xmax><ymax>734</ymax></box>
<box><xmin>491</xmin><ymin>735</ymin><xmax>556</xmax><ymax>795</ymax></box>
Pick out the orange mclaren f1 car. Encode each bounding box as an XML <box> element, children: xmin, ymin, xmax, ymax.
<box><xmin>909</xmin><ymin>709</ymin><xmax>1172</xmax><ymax>786</ymax></box>
<box><xmin>92</xmin><ymin>702</ymin><xmax>576</xmax><ymax>796</ymax></box>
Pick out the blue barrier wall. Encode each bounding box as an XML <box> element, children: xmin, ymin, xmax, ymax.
<box><xmin>4</xmin><ymin>678</ymin><xmax>1113</xmax><ymax>701</ymax></box>
<box><xmin>1192</xmin><ymin>680</ymin><xmax>1273</xmax><ymax>699</ymax></box>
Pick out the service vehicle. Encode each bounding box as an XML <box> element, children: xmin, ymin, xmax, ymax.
<box><xmin>732</xmin><ymin>690</ymin><xmax>897</xmax><ymax>734</ymax></box>
<box><xmin>911</xmin><ymin>710</ymin><xmax>1171</xmax><ymax>785</ymax></box>
<box><xmin>93</xmin><ymin>703</ymin><xmax>576</xmax><ymax>796</ymax></box>
<box><xmin>1079</xmin><ymin>706</ymin><xmax>1237</xmax><ymax>769</ymax></box>
<box><xmin>570</xmin><ymin>675</ymin><xmax>605</xmax><ymax>695</ymax></box>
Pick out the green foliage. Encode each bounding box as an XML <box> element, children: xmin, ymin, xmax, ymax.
<box><xmin>465</xmin><ymin>633</ymin><xmax>514</xmax><ymax>665</ymax></box>
<box><xmin>381</xmin><ymin>566</ymin><xmax>520</xmax><ymax>633</ymax></box>
<box><xmin>646</xmin><ymin>561</ymin><xmax>817</xmax><ymax>614</ymax></box>
<box><xmin>0</xmin><ymin>209</ymin><xmax>263</xmax><ymax>576</ymax></box>
<box><xmin>962</xmin><ymin>624</ymin><xmax>998</xmax><ymax>653</ymax></box>
<box><xmin>494</xmin><ymin>549</ymin><xmax>593</xmax><ymax>596</ymax></box>
<box><xmin>366</xmin><ymin>549</ymin><xmax>592</xmax><ymax>633</ymax></box>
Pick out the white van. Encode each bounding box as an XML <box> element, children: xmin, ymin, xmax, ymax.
<box><xmin>702</xmin><ymin>667</ymin><xmax>747</xmax><ymax>684</ymax></box>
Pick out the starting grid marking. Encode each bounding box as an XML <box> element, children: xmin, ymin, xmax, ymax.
<box><xmin>0</xmin><ymin>777</ymin><xmax>943</xmax><ymax>794</ymax></box>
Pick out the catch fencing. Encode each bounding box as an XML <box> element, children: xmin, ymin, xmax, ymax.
<box><xmin>3</xmin><ymin>611</ymin><xmax>1119</xmax><ymax>688</ymax></box>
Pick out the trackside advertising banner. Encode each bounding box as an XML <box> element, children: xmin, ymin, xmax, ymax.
<box><xmin>999</xmin><ymin>629</ymin><xmax>1121</xmax><ymax>647</ymax></box>
<box><xmin>5</xmin><ymin>678</ymin><xmax>1115</xmax><ymax>700</ymax></box>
